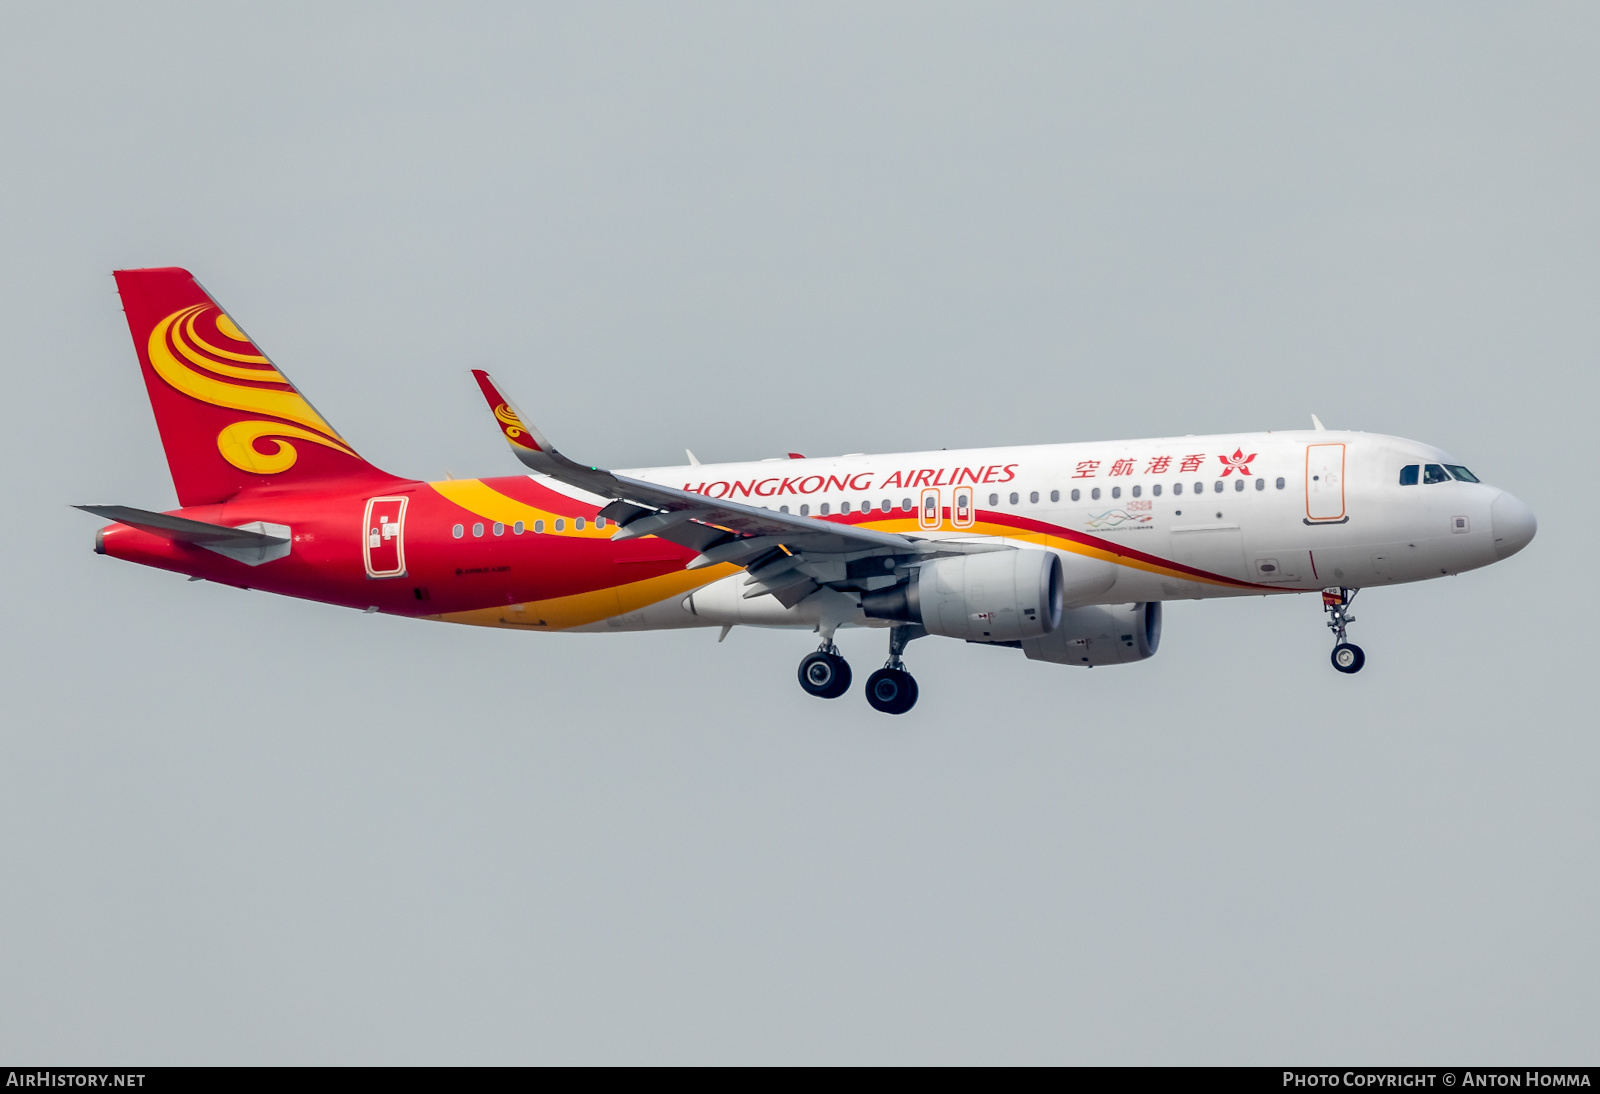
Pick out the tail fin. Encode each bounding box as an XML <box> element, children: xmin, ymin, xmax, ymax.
<box><xmin>113</xmin><ymin>267</ymin><xmax>403</xmax><ymax>506</ymax></box>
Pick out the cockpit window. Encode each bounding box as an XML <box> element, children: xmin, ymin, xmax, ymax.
<box><xmin>1423</xmin><ymin>464</ymin><xmax>1451</xmax><ymax>484</ymax></box>
<box><xmin>1445</xmin><ymin>464</ymin><xmax>1479</xmax><ymax>483</ymax></box>
<box><xmin>1399</xmin><ymin>464</ymin><xmax>1419</xmax><ymax>486</ymax></box>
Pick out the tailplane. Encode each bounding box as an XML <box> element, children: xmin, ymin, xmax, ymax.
<box><xmin>113</xmin><ymin>268</ymin><xmax>403</xmax><ymax>505</ymax></box>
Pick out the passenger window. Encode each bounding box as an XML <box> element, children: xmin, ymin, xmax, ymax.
<box><xmin>595</xmin><ymin>517</ymin><xmax>606</xmax><ymax>529</ymax></box>
<box><xmin>513</xmin><ymin>520</ymin><xmax>525</xmax><ymax>534</ymax></box>
<box><xmin>493</xmin><ymin>522</ymin><xmax>505</xmax><ymax>536</ymax></box>
<box><xmin>452</xmin><ymin>523</ymin><xmax>464</xmax><ymax>538</ymax></box>
<box><xmin>820</xmin><ymin>503</ymin><xmax>830</xmax><ymax>515</ymax></box>
<box><xmin>841</xmin><ymin>502</ymin><xmax>851</xmax><ymax>514</ymax></box>
<box><xmin>1173</xmin><ymin>483</ymin><xmax>1183</xmax><ymax>496</ymax></box>
<box><xmin>473</xmin><ymin>522</ymin><xmax>484</xmax><ymax>537</ymax></box>
<box><xmin>1424</xmin><ymin>464</ymin><xmax>1450</xmax><ymax>484</ymax></box>
<box><xmin>554</xmin><ymin>519</ymin><xmax>565</xmax><ymax>531</ymax></box>
<box><xmin>1234</xmin><ymin>479</ymin><xmax>1244</xmax><ymax>492</ymax></box>
<box><xmin>575</xmin><ymin>517</ymin><xmax>585</xmax><ymax>530</ymax></box>
<box><xmin>902</xmin><ymin>498</ymin><xmax>913</xmax><ymax>511</ymax></box>
<box><xmin>800</xmin><ymin>504</ymin><xmax>810</xmax><ymax>516</ymax></box>
<box><xmin>1111</xmin><ymin>486</ymin><xmax>1121</xmax><ymax>499</ymax></box>
<box><xmin>1131</xmin><ymin>485</ymin><xmax>1141</xmax><ymax>498</ymax></box>
<box><xmin>534</xmin><ymin>519</ymin><xmax>545</xmax><ymax>533</ymax></box>
<box><xmin>1006</xmin><ymin>492</ymin><xmax>1017</xmax><ymax>505</ymax></box>
<box><xmin>881</xmin><ymin>498</ymin><xmax>892</xmax><ymax>511</ymax></box>
<box><xmin>1070</xmin><ymin>489</ymin><xmax>1080</xmax><ymax>502</ymax></box>
<box><xmin>1091</xmin><ymin>487</ymin><xmax>1101</xmax><ymax>501</ymax></box>
<box><xmin>1213</xmin><ymin>481</ymin><xmax>1223</xmax><ymax>493</ymax></box>
<box><xmin>1050</xmin><ymin>489</ymin><xmax>1060</xmax><ymax>502</ymax></box>
<box><xmin>1194</xmin><ymin>482</ymin><xmax>1204</xmax><ymax>494</ymax></box>
<box><xmin>1152</xmin><ymin>484</ymin><xmax>1162</xmax><ymax>497</ymax></box>
<box><xmin>1399</xmin><ymin>464</ymin><xmax>1419</xmax><ymax>486</ymax></box>
<box><xmin>989</xmin><ymin>493</ymin><xmax>999</xmax><ymax>505</ymax></box>
<box><xmin>780</xmin><ymin>505</ymin><xmax>790</xmax><ymax>514</ymax></box>
<box><xmin>1029</xmin><ymin>491</ymin><xmax>1039</xmax><ymax>504</ymax></box>
<box><xmin>1254</xmin><ymin>478</ymin><xmax>1264</xmax><ymax>491</ymax></box>
<box><xmin>1275</xmin><ymin>477</ymin><xmax>1285</xmax><ymax>490</ymax></box>
<box><xmin>1445</xmin><ymin>465</ymin><xmax>1479</xmax><ymax>483</ymax></box>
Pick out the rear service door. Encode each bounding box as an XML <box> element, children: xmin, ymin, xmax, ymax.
<box><xmin>1305</xmin><ymin>444</ymin><xmax>1348</xmax><ymax>523</ymax></box>
<box><xmin>363</xmin><ymin>496</ymin><xmax>409</xmax><ymax>578</ymax></box>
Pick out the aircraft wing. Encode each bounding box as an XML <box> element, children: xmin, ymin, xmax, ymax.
<box><xmin>471</xmin><ymin>370</ymin><xmax>1002</xmax><ymax>606</ymax></box>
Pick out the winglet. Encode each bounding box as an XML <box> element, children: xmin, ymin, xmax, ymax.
<box><xmin>471</xmin><ymin>370</ymin><xmax>553</xmax><ymax>471</ymax></box>
<box><xmin>1311</xmin><ymin>414</ymin><xmax>1327</xmax><ymax>431</ymax></box>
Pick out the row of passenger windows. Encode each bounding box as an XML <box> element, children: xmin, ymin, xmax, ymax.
<box><xmin>784</xmin><ymin>500</ymin><xmax>919</xmax><ymax>516</ymax></box>
<box><xmin>1399</xmin><ymin>463</ymin><xmax>1478</xmax><ymax>486</ymax></box>
<box><xmin>451</xmin><ymin>516</ymin><xmax>608</xmax><ymax>538</ymax></box>
<box><xmin>1001</xmin><ymin>478</ymin><xmax>1288</xmax><ymax>504</ymax></box>
<box><xmin>764</xmin><ymin>478</ymin><xmax>1292</xmax><ymax>514</ymax></box>
<box><xmin>450</xmin><ymin>476</ymin><xmax>1297</xmax><ymax>536</ymax></box>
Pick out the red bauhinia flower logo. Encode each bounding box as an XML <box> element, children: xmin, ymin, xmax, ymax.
<box><xmin>1218</xmin><ymin>448</ymin><xmax>1257</xmax><ymax>476</ymax></box>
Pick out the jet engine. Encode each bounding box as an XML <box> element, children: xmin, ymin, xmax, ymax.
<box><xmin>862</xmin><ymin>549</ymin><xmax>1064</xmax><ymax>642</ymax></box>
<box><xmin>1020</xmin><ymin>601</ymin><xmax>1162</xmax><ymax>667</ymax></box>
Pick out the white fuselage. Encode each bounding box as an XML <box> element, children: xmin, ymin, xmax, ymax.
<box><xmin>571</xmin><ymin>428</ymin><xmax>1535</xmax><ymax>634</ymax></box>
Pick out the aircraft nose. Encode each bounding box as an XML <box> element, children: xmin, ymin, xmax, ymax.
<box><xmin>1491</xmin><ymin>491</ymin><xmax>1537</xmax><ymax>560</ymax></box>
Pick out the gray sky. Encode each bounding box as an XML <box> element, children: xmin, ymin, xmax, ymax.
<box><xmin>1</xmin><ymin>2</ymin><xmax>1594</xmax><ymax>1064</ymax></box>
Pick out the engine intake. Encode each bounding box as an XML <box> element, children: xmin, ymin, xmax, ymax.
<box><xmin>862</xmin><ymin>549</ymin><xmax>1063</xmax><ymax>642</ymax></box>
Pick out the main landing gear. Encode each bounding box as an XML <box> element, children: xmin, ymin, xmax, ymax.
<box><xmin>1323</xmin><ymin>587</ymin><xmax>1365</xmax><ymax>674</ymax></box>
<box><xmin>865</xmin><ymin>625</ymin><xmax>924</xmax><ymax>715</ymax></box>
<box><xmin>796</xmin><ymin>624</ymin><xmax>925</xmax><ymax>713</ymax></box>
<box><xmin>798</xmin><ymin>644</ymin><xmax>852</xmax><ymax>698</ymax></box>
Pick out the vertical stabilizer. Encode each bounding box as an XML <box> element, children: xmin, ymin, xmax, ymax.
<box><xmin>113</xmin><ymin>267</ymin><xmax>404</xmax><ymax>505</ymax></box>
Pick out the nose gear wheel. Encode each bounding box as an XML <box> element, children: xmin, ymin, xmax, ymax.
<box><xmin>1322</xmin><ymin>587</ymin><xmax>1365</xmax><ymax>674</ymax></box>
<box><xmin>1331</xmin><ymin>643</ymin><xmax>1365</xmax><ymax>673</ymax></box>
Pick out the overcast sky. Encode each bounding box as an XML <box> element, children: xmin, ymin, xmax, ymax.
<box><xmin>1</xmin><ymin>2</ymin><xmax>1594</xmax><ymax>1064</ymax></box>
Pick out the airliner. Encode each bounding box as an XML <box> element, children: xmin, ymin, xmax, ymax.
<box><xmin>80</xmin><ymin>268</ymin><xmax>1537</xmax><ymax>714</ymax></box>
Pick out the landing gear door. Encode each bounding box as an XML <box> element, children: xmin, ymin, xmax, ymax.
<box><xmin>363</xmin><ymin>496</ymin><xmax>408</xmax><ymax>578</ymax></box>
<box><xmin>1305</xmin><ymin>443</ymin><xmax>1348</xmax><ymax>523</ymax></box>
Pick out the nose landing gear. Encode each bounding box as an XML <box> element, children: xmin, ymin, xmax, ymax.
<box><xmin>1323</xmin><ymin>587</ymin><xmax>1365</xmax><ymax>674</ymax></box>
<box><xmin>865</xmin><ymin>624</ymin><xmax>924</xmax><ymax>714</ymax></box>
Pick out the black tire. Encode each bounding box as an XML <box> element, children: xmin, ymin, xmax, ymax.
<box><xmin>1331</xmin><ymin>643</ymin><xmax>1365</xmax><ymax>674</ymax></box>
<box><xmin>865</xmin><ymin>668</ymin><xmax>917</xmax><ymax>714</ymax></box>
<box><xmin>799</xmin><ymin>651</ymin><xmax>852</xmax><ymax>698</ymax></box>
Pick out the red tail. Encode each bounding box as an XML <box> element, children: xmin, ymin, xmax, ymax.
<box><xmin>114</xmin><ymin>267</ymin><xmax>405</xmax><ymax>506</ymax></box>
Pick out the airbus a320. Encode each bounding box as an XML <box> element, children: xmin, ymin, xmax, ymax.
<box><xmin>81</xmin><ymin>268</ymin><xmax>1537</xmax><ymax>714</ymax></box>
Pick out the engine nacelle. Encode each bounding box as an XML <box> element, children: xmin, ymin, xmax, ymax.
<box><xmin>1021</xmin><ymin>601</ymin><xmax>1162</xmax><ymax>667</ymax></box>
<box><xmin>864</xmin><ymin>549</ymin><xmax>1064</xmax><ymax>642</ymax></box>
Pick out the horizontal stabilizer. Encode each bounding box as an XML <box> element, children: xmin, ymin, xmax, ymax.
<box><xmin>76</xmin><ymin>505</ymin><xmax>292</xmax><ymax>566</ymax></box>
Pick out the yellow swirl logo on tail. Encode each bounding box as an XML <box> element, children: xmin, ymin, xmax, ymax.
<box><xmin>147</xmin><ymin>304</ymin><xmax>358</xmax><ymax>473</ymax></box>
<box><xmin>493</xmin><ymin>402</ymin><xmax>525</xmax><ymax>439</ymax></box>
